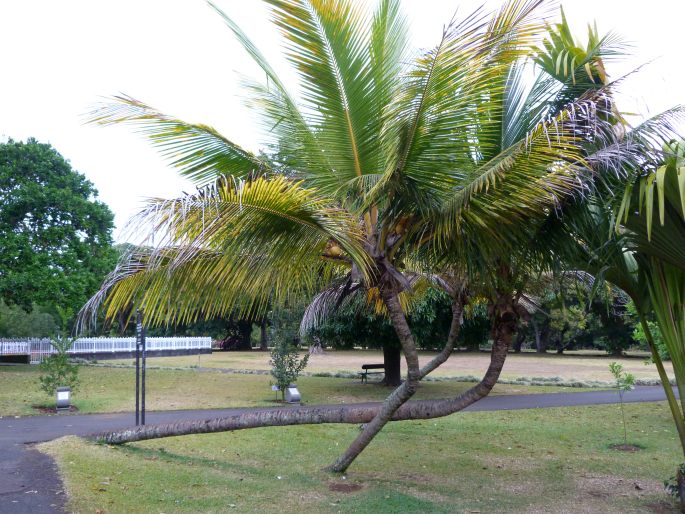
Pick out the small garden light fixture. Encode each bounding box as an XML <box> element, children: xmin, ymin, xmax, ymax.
<box><xmin>285</xmin><ymin>384</ymin><xmax>301</xmax><ymax>403</ymax></box>
<box><xmin>56</xmin><ymin>386</ymin><xmax>71</xmax><ymax>412</ymax></box>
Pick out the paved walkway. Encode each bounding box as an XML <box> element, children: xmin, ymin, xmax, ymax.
<box><xmin>0</xmin><ymin>385</ymin><xmax>675</xmax><ymax>513</ymax></box>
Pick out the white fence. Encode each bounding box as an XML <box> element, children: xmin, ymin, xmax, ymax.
<box><xmin>0</xmin><ymin>337</ymin><xmax>212</xmax><ymax>364</ymax></box>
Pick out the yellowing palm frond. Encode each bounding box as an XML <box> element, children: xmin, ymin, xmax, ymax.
<box><xmin>80</xmin><ymin>176</ymin><xmax>370</xmax><ymax>328</ymax></box>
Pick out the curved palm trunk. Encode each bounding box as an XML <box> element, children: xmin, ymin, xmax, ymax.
<box><xmin>95</xmin><ymin>295</ymin><xmax>514</xmax><ymax>447</ymax></box>
<box><xmin>325</xmin><ymin>288</ymin><xmax>422</xmax><ymax>472</ymax></box>
<box><xmin>98</xmin><ymin>292</ymin><xmax>520</xmax><ymax>476</ymax></box>
<box><xmin>640</xmin><ymin>316</ymin><xmax>685</xmax><ymax>457</ymax></box>
<box><xmin>327</xmin><ymin>290</ymin><xmax>514</xmax><ymax>472</ymax></box>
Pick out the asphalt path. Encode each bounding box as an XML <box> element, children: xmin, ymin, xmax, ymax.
<box><xmin>0</xmin><ymin>385</ymin><xmax>676</xmax><ymax>513</ymax></box>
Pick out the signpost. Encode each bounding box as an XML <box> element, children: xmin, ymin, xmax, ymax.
<box><xmin>135</xmin><ymin>310</ymin><xmax>146</xmax><ymax>426</ymax></box>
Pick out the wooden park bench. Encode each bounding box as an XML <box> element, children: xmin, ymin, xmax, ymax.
<box><xmin>359</xmin><ymin>363</ymin><xmax>385</xmax><ymax>383</ymax></box>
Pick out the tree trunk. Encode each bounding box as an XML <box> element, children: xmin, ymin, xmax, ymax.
<box><xmin>639</xmin><ymin>316</ymin><xmax>685</xmax><ymax>458</ymax></box>
<box><xmin>326</xmin><ymin>288</ymin><xmax>422</xmax><ymax>472</ymax></box>
<box><xmin>512</xmin><ymin>331</ymin><xmax>524</xmax><ymax>353</ymax></box>
<box><xmin>532</xmin><ymin>318</ymin><xmax>546</xmax><ymax>353</ymax></box>
<box><xmin>555</xmin><ymin>334</ymin><xmax>565</xmax><ymax>354</ymax></box>
<box><xmin>609</xmin><ymin>346</ymin><xmax>623</xmax><ymax>357</ymax></box>
<box><xmin>382</xmin><ymin>344</ymin><xmax>402</xmax><ymax>386</ymax></box>
<box><xmin>235</xmin><ymin>321</ymin><xmax>253</xmax><ymax>350</ymax></box>
<box><xmin>678</xmin><ymin>468</ymin><xmax>685</xmax><ymax>513</ymax></box>
<box><xmin>95</xmin><ymin>295</ymin><xmax>513</xmax><ymax>449</ymax></box>
<box><xmin>259</xmin><ymin>318</ymin><xmax>268</xmax><ymax>351</ymax></box>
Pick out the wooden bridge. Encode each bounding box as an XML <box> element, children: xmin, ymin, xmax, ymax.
<box><xmin>0</xmin><ymin>337</ymin><xmax>212</xmax><ymax>364</ymax></box>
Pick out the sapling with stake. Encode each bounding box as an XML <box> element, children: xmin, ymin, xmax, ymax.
<box><xmin>609</xmin><ymin>362</ymin><xmax>636</xmax><ymax>446</ymax></box>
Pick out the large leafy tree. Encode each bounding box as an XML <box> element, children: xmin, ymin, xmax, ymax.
<box><xmin>83</xmin><ymin>0</ymin><xmax>646</xmax><ymax>471</ymax></box>
<box><xmin>0</xmin><ymin>138</ymin><xmax>117</xmax><ymax>327</ymax></box>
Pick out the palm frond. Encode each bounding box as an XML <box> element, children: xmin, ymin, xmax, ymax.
<box><xmin>366</xmin><ymin>0</ymin><xmax>551</xmax><ymax>218</ymax></box>
<box><xmin>87</xmin><ymin>95</ymin><xmax>269</xmax><ymax>186</ymax></box>
<box><xmin>80</xmin><ymin>176</ymin><xmax>371</xmax><ymax>328</ymax></box>
<box><xmin>207</xmin><ymin>1</ymin><xmax>332</xmax><ymax>183</ymax></box>
<box><xmin>434</xmin><ymin>90</ymin><xmax>615</xmax><ymax>251</ymax></box>
<box><xmin>263</xmin><ymin>0</ymin><xmax>379</xmax><ymax>191</ymax></box>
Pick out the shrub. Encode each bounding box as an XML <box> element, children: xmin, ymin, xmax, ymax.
<box><xmin>38</xmin><ymin>337</ymin><xmax>80</xmax><ymax>397</ymax></box>
<box><xmin>269</xmin><ymin>339</ymin><xmax>309</xmax><ymax>401</ymax></box>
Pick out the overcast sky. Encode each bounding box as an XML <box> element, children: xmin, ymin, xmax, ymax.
<box><xmin>1</xmin><ymin>0</ymin><xmax>683</xmax><ymax>241</ymax></box>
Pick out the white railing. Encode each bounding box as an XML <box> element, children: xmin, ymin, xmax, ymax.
<box><xmin>0</xmin><ymin>337</ymin><xmax>212</xmax><ymax>364</ymax></box>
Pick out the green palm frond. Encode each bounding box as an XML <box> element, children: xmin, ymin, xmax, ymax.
<box><xmin>533</xmin><ymin>7</ymin><xmax>628</xmax><ymax>114</ymax></box>
<box><xmin>618</xmin><ymin>138</ymin><xmax>685</xmax><ymax>243</ymax></box>
<box><xmin>264</xmin><ymin>0</ymin><xmax>378</xmax><ymax>188</ymax></box>
<box><xmin>366</xmin><ymin>0</ymin><xmax>550</xmax><ymax>216</ymax></box>
<box><xmin>80</xmin><ymin>175</ymin><xmax>370</xmax><ymax>327</ymax></box>
<box><xmin>208</xmin><ymin>1</ymin><xmax>331</xmax><ymax>182</ymax></box>
<box><xmin>434</xmin><ymin>91</ymin><xmax>613</xmax><ymax>250</ymax></box>
<box><xmin>87</xmin><ymin>95</ymin><xmax>270</xmax><ymax>186</ymax></box>
<box><xmin>86</xmin><ymin>245</ymin><xmax>334</xmax><ymax>328</ymax></box>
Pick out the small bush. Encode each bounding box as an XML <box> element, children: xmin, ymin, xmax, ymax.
<box><xmin>39</xmin><ymin>337</ymin><xmax>80</xmax><ymax>397</ymax></box>
<box><xmin>664</xmin><ymin>463</ymin><xmax>685</xmax><ymax>499</ymax></box>
<box><xmin>270</xmin><ymin>339</ymin><xmax>309</xmax><ymax>401</ymax></box>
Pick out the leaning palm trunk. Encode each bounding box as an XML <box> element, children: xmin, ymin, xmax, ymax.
<box><xmin>327</xmin><ymin>288</ymin><xmax>466</xmax><ymax>472</ymax></box>
<box><xmin>96</xmin><ymin>290</ymin><xmax>517</xmax><ymax>472</ymax></box>
<box><xmin>96</xmin><ymin>322</ymin><xmax>510</xmax><ymax>446</ymax></box>
<box><xmin>641</xmin><ymin>259</ymin><xmax>685</xmax><ymax>512</ymax></box>
<box><xmin>639</xmin><ymin>313</ymin><xmax>685</xmax><ymax>457</ymax></box>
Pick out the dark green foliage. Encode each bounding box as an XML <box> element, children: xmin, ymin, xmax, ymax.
<box><xmin>517</xmin><ymin>284</ymin><xmax>637</xmax><ymax>355</ymax></box>
<box><xmin>269</xmin><ymin>339</ymin><xmax>309</xmax><ymax>400</ymax></box>
<box><xmin>38</xmin><ymin>337</ymin><xmax>80</xmax><ymax>397</ymax></box>
<box><xmin>0</xmin><ymin>300</ymin><xmax>59</xmax><ymax>337</ymax></box>
<box><xmin>406</xmin><ymin>288</ymin><xmax>453</xmax><ymax>351</ymax></box>
<box><xmin>664</xmin><ymin>463</ymin><xmax>685</xmax><ymax>499</ymax></box>
<box><xmin>459</xmin><ymin>302</ymin><xmax>491</xmax><ymax>351</ymax></box>
<box><xmin>312</xmin><ymin>295</ymin><xmax>396</xmax><ymax>350</ymax></box>
<box><xmin>310</xmin><ymin>288</ymin><xmax>490</xmax><ymax>352</ymax></box>
<box><xmin>0</xmin><ymin>138</ymin><xmax>117</xmax><ymax>325</ymax></box>
<box><xmin>627</xmin><ymin>301</ymin><xmax>670</xmax><ymax>361</ymax></box>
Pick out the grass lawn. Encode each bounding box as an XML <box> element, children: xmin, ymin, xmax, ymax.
<box><xmin>0</xmin><ymin>365</ymin><xmax>581</xmax><ymax>417</ymax></box>
<box><xmin>109</xmin><ymin>349</ymin><xmax>674</xmax><ymax>382</ymax></box>
<box><xmin>40</xmin><ymin>401</ymin><xmax>680</xmax><ymax>513</ymax></box>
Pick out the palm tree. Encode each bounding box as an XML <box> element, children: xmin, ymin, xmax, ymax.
<box><xmin>83</xmin><ymin>0</ymin><xmax>630</xmax><ymax>471</ymax></box>
<box><xmin>540</xmin><ymin>131</ymin><xmax>685</xmax><ymax>506</ymax></box>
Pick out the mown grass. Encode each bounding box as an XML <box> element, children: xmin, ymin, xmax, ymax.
<box><xmin>109</xmin><ymin>349</ymin><xmax>671</xmax><ymax>382</ymax></box>
<box><xmin>40</xmin><ymin>401</ymin><xmax>680</xmax><ymax>513</ymax></box>
<box><xmin>0</xmin><ymin>365</ymin><xmax>579</xmax><ymax>417</ymax></box>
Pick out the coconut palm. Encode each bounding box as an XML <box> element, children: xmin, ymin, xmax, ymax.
<box><xmin>83</xmin><ymin>0</ymin><xmax>632</xmax><ymax>471</ymax></box>
<box><xmin>538</xmin><ymin>130</ymin><xmax>685</xmax><ymax>506</ymax></box>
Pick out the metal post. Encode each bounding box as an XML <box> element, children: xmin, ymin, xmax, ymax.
<box><xmin>141</xmin><ymin>320</ymin><xmax>146</xmax><ymax>426</ymax></box>
<box><xmin>135</xmin><ymin>310</ymin><xmax>141</xmax><ymax>426</ymax></box>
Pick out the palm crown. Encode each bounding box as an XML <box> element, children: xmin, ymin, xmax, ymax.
<box><xmin>82</xmin><ymin>0</ymin><xmax>621</xmax><ymax>328</ymax></box>
<box><xmin>81</xmin><ymin>0</ymin><xmax>685</xmax><ymax>475</ymax></box>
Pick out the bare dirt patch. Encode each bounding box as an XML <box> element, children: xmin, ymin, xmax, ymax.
<box><xmin>645</xmin><ymin>500</ymin><xmax>679</xmax><ymax>513</ymax></box>
<box><xmin>328</xmin><ymin>481</ymin><xmax>363</xmax><ymax>493</ymax></box>
<box><xmin>146</xmin><ymin>349</ymin><xmax>674</xmax><ymax>382</ymax></box>
<box><xmin>609</xmin><ymin>443</ymin><xmax>643</xmax><ymax>452</ymax></box>
<box><xmin>574</xmin><ymin>473</ymin><xmax>663</xmax><ymax>500</ymax></box>
<box><xmin>32</xmin><ymin>404</ymin><xmax>79</xmax><ymax>414</ymax></box>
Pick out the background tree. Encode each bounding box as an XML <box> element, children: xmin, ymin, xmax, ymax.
<box><xmin>0</xmin><ymin>138</ymin><xmax>117</xmax><ymax>330</ymax></box>
<box><xmin>0</xmin><ymin>301</ymin><xmax>59</xmax><ymax>337</ymax></box>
